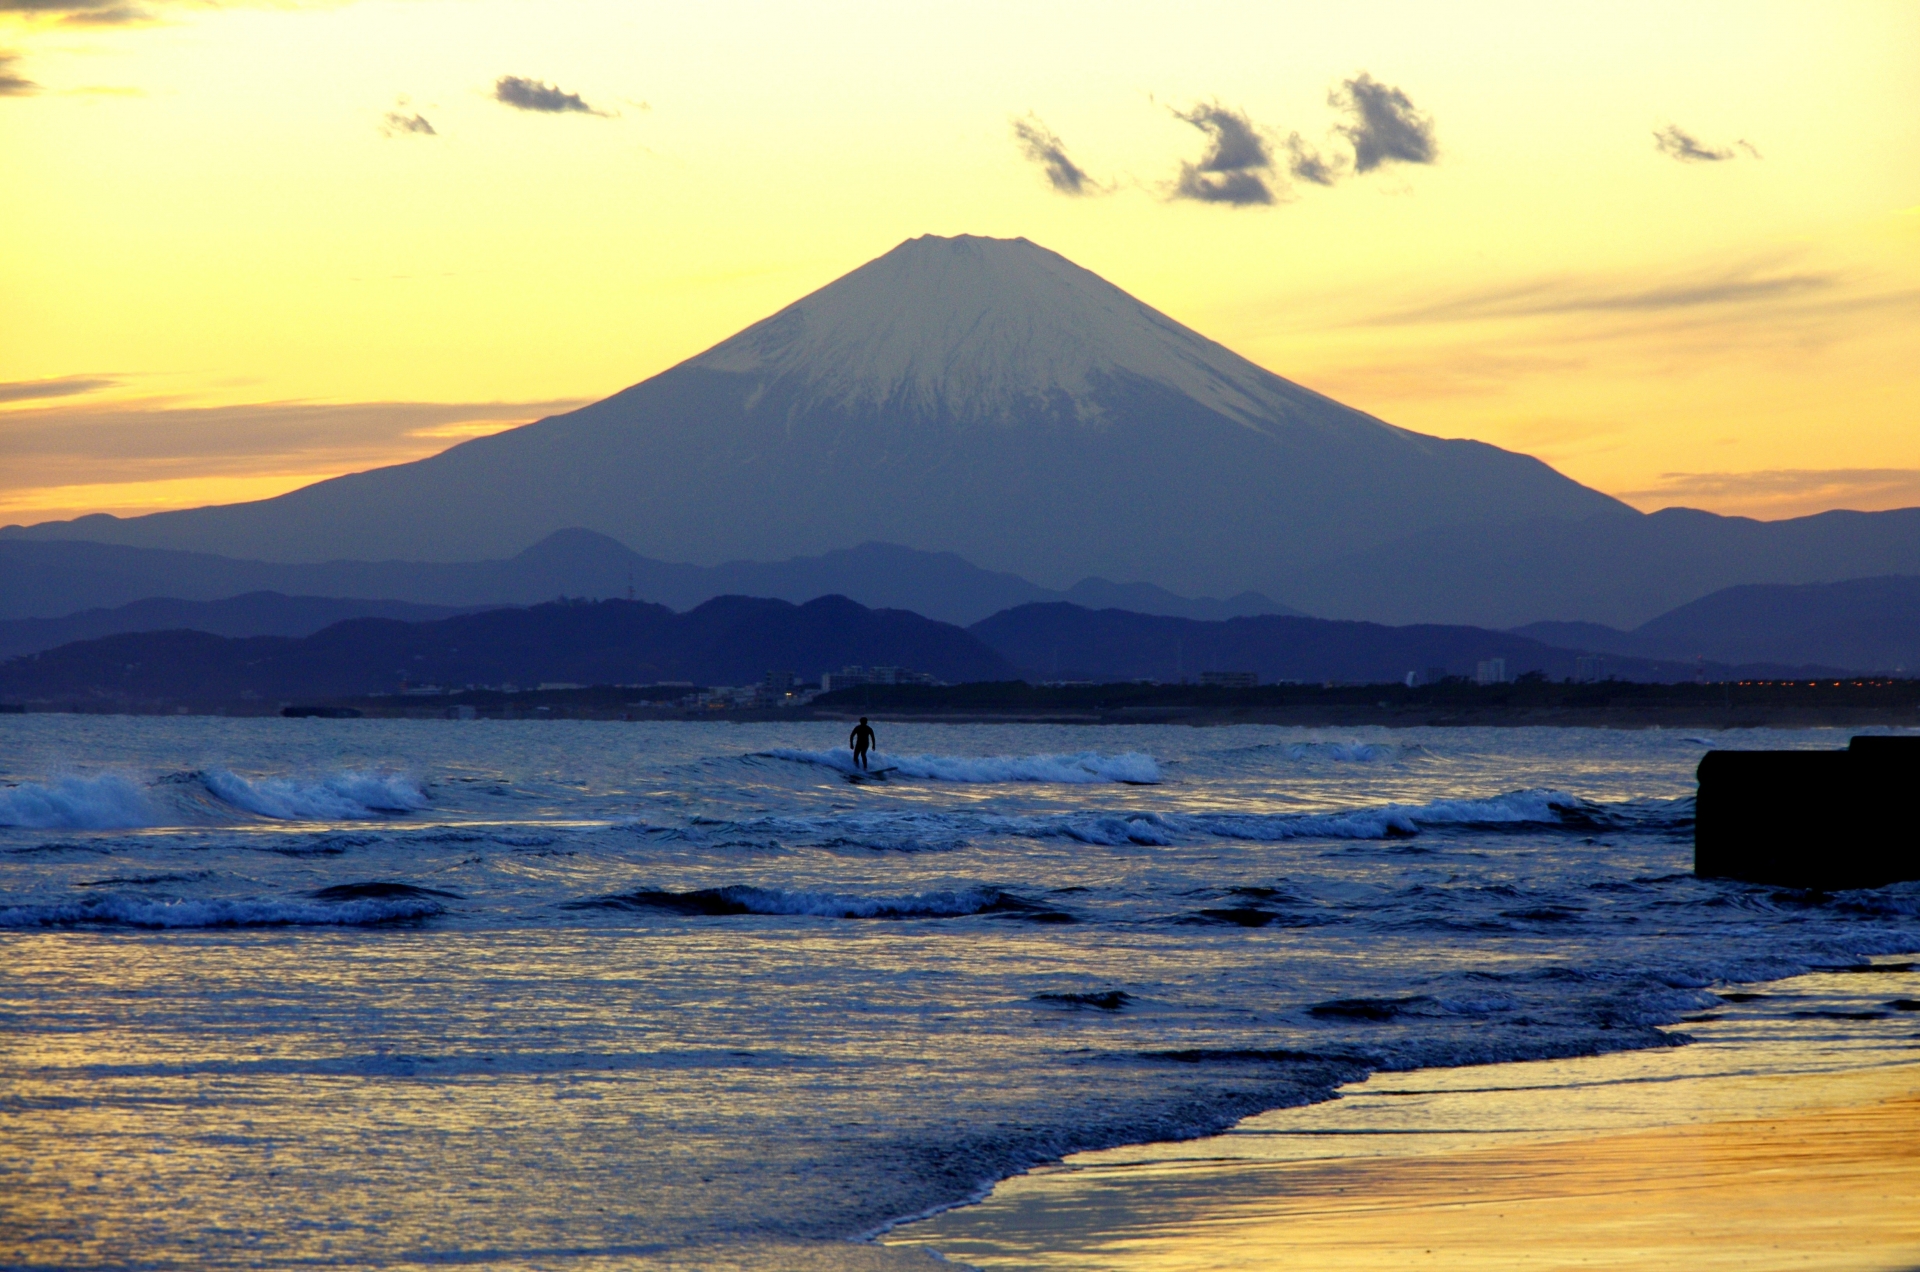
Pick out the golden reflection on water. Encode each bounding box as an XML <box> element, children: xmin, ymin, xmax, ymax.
<box><xmin>0</xmin><ymin>923</ymin><xmax>1120</xmax><ymax>1268</ymax></box>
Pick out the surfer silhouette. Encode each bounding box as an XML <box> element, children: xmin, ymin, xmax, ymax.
<box><xmin>849</xmin><ymin>718</ymin><xmax>876</xmax><ymax>770</ymax></box>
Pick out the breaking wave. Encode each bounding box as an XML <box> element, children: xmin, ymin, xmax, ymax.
<box><xmin>1163</xmin><ymin>789</ymin><xmax>1602</xmax><ymax>842</ymax></box>
<box><xmin>200</xmin><ymin>769</ymin><xmax>427</xmax><ymax>820</ymax></box>
<box><xmin>647</xmin><ymin>789</ymin><xmax>1655</xmax><ymax>854</ymax></box>
<box><xmin>0</xmin><ymin>774</ymin><xmax>158</xmax><ymax>830</ymax></box>
<box><xmin>1285</xmin><ymin>741</ymin><xmax>1400</xmax><ymax>762</ymax></box>
<box><xmin>757</xmin><ymin>748</ymin><xmax>1160</xmax><ymax>785</ymax></box>
<box><xmin>0</xmin><ymin>768</ymin><xmax>427</xmax><ymax>829</ymax></box>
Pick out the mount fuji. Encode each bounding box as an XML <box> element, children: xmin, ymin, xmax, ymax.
<box><xmin>7</xmin><ymin>235</ymin><xmax>1629</xmax><ymax>604</ymax></box>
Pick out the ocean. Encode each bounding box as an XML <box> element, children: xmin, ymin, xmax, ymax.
<box><xmin>3</xmin><ymin>716</ymin><xmax>1916</xmax><ymax>1269</ymax></box>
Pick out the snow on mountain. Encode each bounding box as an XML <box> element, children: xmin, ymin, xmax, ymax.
<box><xmin>691</xmin><ymin>234</ymin><xmax>1376</xmax><ymax>435</ymax></box>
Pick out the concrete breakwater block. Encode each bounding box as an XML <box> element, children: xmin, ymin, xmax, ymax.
<box><xmin>1696</xmin><ymin>736</ymin><xmax>1920</xmax><ymax>889</ymax></box>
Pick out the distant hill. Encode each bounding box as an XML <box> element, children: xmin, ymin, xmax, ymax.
<box><xmin>0</xmin><ymin>593</ymin><xmax>486</xmax><ymax>661</ymax></box>
<box><xmin>1513</xmin><ymin>574</ymin><xmax>1920</xmax><ymax>673</ymax></box>
<box><xmin>0</xmin><ymin>531</ymin><xmax>1296</xmax><ymax>628</ymax></box>
<box><xmin>0</xmin><ymin>595</ymin><xmax>1015</xmax><ymax>706</ymax></box>
<box><xmin>968</xmin><ymin>603</ymin><xmax>1832</xmax><ymax>685</ymax></box>
<box><xmin>1289</xmin><ymin>507</ymin><xmax>1920</xmax><ymax>629</ymax></box>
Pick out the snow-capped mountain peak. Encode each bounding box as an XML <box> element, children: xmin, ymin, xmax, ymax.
<box><xmin>689</xmin><ymin>234</ymin><xmax>1334</xmax><ymax>430</ymax></box>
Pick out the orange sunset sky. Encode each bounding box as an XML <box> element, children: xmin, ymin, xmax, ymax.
<box><xmin>3</xmin><ymin>0</ymin><xmax>1917</xmax><ymax>529</ymax></box>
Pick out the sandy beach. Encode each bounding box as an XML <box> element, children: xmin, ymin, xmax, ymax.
<box><xmin>888</xmin><ymin>961</ymin><xmax>1920</xmax><ymax>1271</ymax></box>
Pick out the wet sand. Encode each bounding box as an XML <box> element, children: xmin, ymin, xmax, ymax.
<box><xmin>887</xmin><ymin>962</ymin><xmax>1920</xmax><ymax>1272</ymax></box>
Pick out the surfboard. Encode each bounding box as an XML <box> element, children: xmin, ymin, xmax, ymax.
<box><xmin>845</xmin><ymin>766</ymin><xmax>897</xmax><ymax>784</ymax></box>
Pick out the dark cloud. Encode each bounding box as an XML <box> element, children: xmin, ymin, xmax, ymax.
<box><xmin>1653</xmin><ymin>124</ymin><xmax>1734</xmax><ymax>163</ymax></box>
<box><xmin>0</xmin><ymin>0</ymin><xmax>150</xmax><ymax>23</ymax></box>
<box><xmin>1331</xmin><ymin>73</ymin><xmax>1435</xmax><ymax>172</ymax></box>
<box><xmin>1011</xmin><ymin>114</ymin><xmax>1094</xmax><ymax>196</ymax></box>
<box><xmin>381</xmin><ymin>110</ymin><xmax>436</xmax><ymax>138</ymax></box>
<box><xmin>1284</xmin><ymin>131</ymin><xmax>1339</xmax><ymax>186</ymax></box>
<box><xmin>494</xmin><ymin>75</ymin><xmax>599</xmax><ymax>116</ymax></box>
<box><xmin>1172</xmin><ymin>102</ymin><xmax>1276</xmax><ymax>206</ymax></box>
<box><xmin>0</xmin><ymin>375</ymin><xmax>116</xmax><ymax>404</ymax></box>
<box><xmin>0</xmin><ymin>51</ymin><xmax>38</xmax><ymax>95</ymax></box>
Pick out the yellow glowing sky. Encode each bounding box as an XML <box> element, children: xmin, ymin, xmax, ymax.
<box><xmin>3</xmin><ymin>0</ymin><xmax>1917</xmax><ymax>527</ymax></box>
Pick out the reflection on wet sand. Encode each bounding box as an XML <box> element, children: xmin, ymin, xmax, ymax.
<box><xmin>890</xmin><ymin>964</ymin><xmax>1920</xmax><ymax>1271</ymax></box>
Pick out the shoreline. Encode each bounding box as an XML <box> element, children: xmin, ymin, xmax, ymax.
<box><xmin>884</xmin><ymin>957</ymin><xmax>1920</xmax><ymax>1270</ymax></box>
<box><xmin>8</xmin><ymin>704</ymin><xmax>1920</xmax><ymax>731</ymax></box>
<box><xmin>7</xmin><ymin>676</ymin><xmax>1920</xmax><ymax>730</ymax></box>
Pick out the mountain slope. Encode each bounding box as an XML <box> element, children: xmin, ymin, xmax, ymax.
<box><xmin>2</xmin><ymin>235</ymin><xmax>1625</xmax><ymax>598</ymax></box>
<box><xmin>1634</xmin><ymin>575</ymin><xmax>1920</xmax><ymax>670</ymax></box>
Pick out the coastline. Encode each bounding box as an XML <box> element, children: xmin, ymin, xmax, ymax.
<box><xmin>885</xmin><ymin>957</ymin><xmax>1920</xmax><ymax>1271</ymax></box>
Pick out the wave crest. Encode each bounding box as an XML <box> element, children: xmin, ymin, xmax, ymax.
<box><xmin>0</xmin><ymin>774</ymin><xmax>157</xmax><ymax>830</ymax></box>
<box><xmin>758</xmin><ymin>748</ymin><xmax>1160</xmax><ymax>785</ymax></box>
<box><xmin>201</xmin><ymin>769</ymin><xmax>427</xmax><ymax>819</ymax></box>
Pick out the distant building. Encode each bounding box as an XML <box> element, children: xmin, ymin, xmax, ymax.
<box><xmin>1574</xmin><ymin>655</ymin><xmax>1606</xmax><ymax>683</ymax></box>
<box><xmin>821</xmin><ymin>665</ymin><xmax>939</xmax><ymax>692</ymax></box>
<box><xmin>763</xmin><ymin>670</ymin><xmax>798</xmax><ymax>693</ymax></box>
<box><xmin>1425</xmin><ymin>666</ymin><xmax>1448</xmax><ymax>685</ymax></box>
<box><xmin>1474</xmin><ymin>658</ymin><xmax>1509</xmax><ymax>686</ymax></box>
<box><xmin>1198</xmin><ymin>671</ymin><xmax>1258</xmax><ymax>688</ymax></box>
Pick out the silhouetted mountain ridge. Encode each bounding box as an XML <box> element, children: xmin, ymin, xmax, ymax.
<box><xmin>0</xmin><ymin>592</ymin><xmax>488</xmax><ymax>661</ymax></box>
<box><xmin>0</xmin><ymin>531</ymin><xmax>1296</xmax><ymax>630</ymax></box>
<box><xmin>0</xmin><ymin>594</ymin><xmax>1015</xmax><ymax>704</ymax></box>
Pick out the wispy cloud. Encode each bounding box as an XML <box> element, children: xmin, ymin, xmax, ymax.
<box><xmin>1623</xmin><ymin>468</ymin><xmax>1920</xmax><ymax>515</ymax></box>
<box><xmin>1171</xmin><ymin>102</ymin><xmax>1276</xmax><ymax>206</ymax></box>
<box><xmin>0</xmin><ymin>374</ymin><xmax>117</xmax><ymax>404</ymax></box>
<box><xmin>0</xmin><ymin>50</ymin><xmax>38</xmax><ymax>95</ymax></box>
<box><xmin>381</xmin><ymin>110</ymin><xmax>435</xmax><ymax>138</ymax></box>
<box><xmin>0</xmin><ymin>397</ymin><xmax>591</xmax><ymax>505</ymax></box>
<box><xmin>1011</xmin><ymin>113</ymin><xmax>1095</xmax><ymax>195</ymax></box>
<box><xmin>1365</xmin><ymin>266</ymin><xmax>1840</xmax><ymax>326</ymax></box>
<box><xmin>1652</xmin><ymin>124</ymin><xmax>1736</xmax><ymax>163</ymax></box>
<box><xmin>494</xmin><ymin>75</ymin><xmax>601</xmax><ymax>116</ymax></box>
<box><xmin>1330</xmin><ymin>73</ymin><xmax>1435</xmax><ymax>172</ymax></box>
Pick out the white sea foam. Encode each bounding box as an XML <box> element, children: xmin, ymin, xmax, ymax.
<box><xmin>0</xmin><ymin>774</ymin><xmax>157</xmax><ymax>830</ymax></box>
<box><xmin>1284</xmin><ymin>741</ymin><xmax>1398</xmax><ymax>762</ymax></box>
<box><xmin>759</xmin><ymin>747</ymin><xmax>1160</xmax><ymax>784</ymax></box>
<box><xmin>0</xmin><ymin>893</ymin><xmax>444</xmax><ymax>928</ymax></box>
<box><xmin>202</xmin><ymin>769</ymin><xmax>428</xmax><ymax>820</ymax></box>
<box><xmin>1169</xmin><ymin>789</ymin><xmax>1591</xmax><ymax>843</ymax></box>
